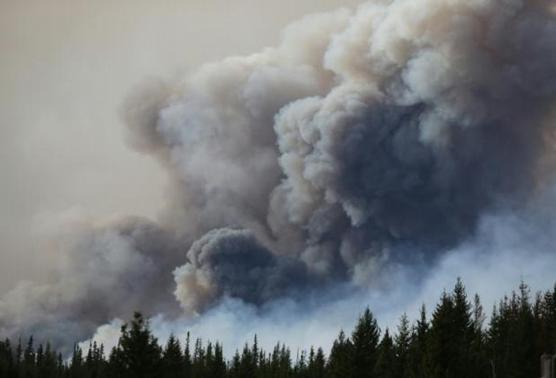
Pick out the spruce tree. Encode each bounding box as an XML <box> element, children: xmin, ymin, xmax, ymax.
<box><xmin>374</xmin><ymin>329</ymin><xmax>395</xmax><ymax>378</ymax></box>
<box><xmin>351</xmin><ymin>308</ymin><xmax>380</xmax><ymax>378</ymax></box>
<box><xmin>161</xmin><ymin>334</ymin><xmax>184</xmax><ymax>378</ymax></box>
<box><xmin>427</xmin><ymin>290</ymin><xmax>455</xmax><ymax>378</ymax></box>
<box><xmin>23</xmin><ymin>336</ymin><xmax>35</xmax><ymax>378</ymax></box>
<box><xmin>408</xmin><ymin>304</ymin><xmax>430</xmax><ymax>378</ymax></box>
<box><xmin>326</xmin><ymin>330</ymin><xmax>352</xmax><ymax>378</ymax></box>
<box><xmin>229</xmin><ymin>350</ymin><xmax>241</xmax><ymax>378</ymax></box>
<box><xmin>210</xmin><ymin>343</ymin><xmax>226</xmax><ymax>378</ymax></box>
<box><xmin>394</xmin><ymin>314</ymin><xmax>411</xmax><ymax>378</ymax></box>
<box><xmin>183</xmin><ymin>332</ymin><xmax>192</xmax><ymax>377</ymax></box>
<box><xmin>115</xmin><ymin>312</ymin><xmax>162</xmax><ymax>378</ymax></box>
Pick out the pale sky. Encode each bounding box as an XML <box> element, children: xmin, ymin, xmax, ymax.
<box><xmin>0</xmin><ymin>0</ymin><xmax>362</xmax><ymax>293</ymax></box>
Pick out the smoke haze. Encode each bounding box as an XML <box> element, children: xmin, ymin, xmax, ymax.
<box><xmin>1</xmin><ymin>0</ymin><xmax>556</xmax><ymax>355</ymax></box>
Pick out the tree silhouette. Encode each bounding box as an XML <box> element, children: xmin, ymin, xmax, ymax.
<box><xmin>0</xmin><ymin>280</ymin><xmax>554</xmax><ymax>378</ymax></box>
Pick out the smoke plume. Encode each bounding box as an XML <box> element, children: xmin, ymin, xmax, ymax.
<box><xmin>1</xmin><ymin>0</ymin><xmax>556</xmax><ymax>352</ymax></box>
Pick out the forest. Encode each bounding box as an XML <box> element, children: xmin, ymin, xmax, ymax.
<box><xmin>0</xmin><ymin>279</ymin><xmax>555</xmax><ymax>378</ymax></box>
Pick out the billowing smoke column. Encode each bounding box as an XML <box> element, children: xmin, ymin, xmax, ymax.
<box><xmin>2</xmin><ymin>0</ymin><xmax>556</xmax><ymax>350</ymax></box>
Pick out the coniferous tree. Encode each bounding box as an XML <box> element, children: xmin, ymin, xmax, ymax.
<box><xmin>183</xmin><ymin>332</ymin><xmax>192</xmax><ymax>377</ymax></box>
<box><xmin>294</xmin><ymin>349</ymin><xmax>308</xmax><ymax>378</ymax></box>
<box><xmin>394</xmin><ymin>314</ymin><xmax>411</xmax><ymax>378</ymax></box>
<box><xmin>427</xmin><ymin>290</ymin><xmax>455</xmax><ymax>378</ymax></box>
<box><xmin>408</xmin><ymin>304</ymin><xmax>429</xmax><ymax>378</ymax></box>
<box><xmin>41</xmin><ymin>343</ymin><xmax>59</xmax><ymax>378</ymax></box>
<box><xmin>238</xmin><ymin>342</ymin><xmax>256</xmax><ymax>378</ymax></box>
<box><xmin>513</xmin><ymin>282</ymin><xmax>537</xmax><ymax>378</ymax></box>
<box><xmin>539</xmin><ymin>284</ymin><xmax>556</xmax><ymax>354</ymax></box>
<box><xmin>161</xmin><ymin>334</ymin><xmax>184</xmax><ymax>378</ymax></box>
<box><xmin>22</xmin><ymin>336</ymin><xmax>36</xmax><ymax>378</ymax></box>
<box><xmin>210</xmin><ymin>343</ymin><xmax>226</xmax><ymax>378</ymax></box>
<box><xmin>469</xmin><ymin>294</ymin><xmax>489</xmax><ymax>378</ymax></box>
<box><xmin>69</xmin><ymin>343</ymin><xmax>84</xmax><ymax>378</ymax></box>
<box><xmin>326</xmin><ymin>330</ymin><xmax>352</xmax><ymax>378</ymax></box>
<box><xmin>374</xmin><ymin>329</ymin><xmax>395</xmax><ymax>378</ymax></box>
<box><xmin>451</xmin><ymin>278</ymin><xmax>476</xmax><ymax>377</ymax></box>
<box><xmin>307</xmin><ymin>347</ymin><xmax>325</xmax><ymax>378</ymax></box>
<box><xmin>113</xmin><ymin>312</ymin><xmax>162</xmax><ymax>378</ymax></box>
<box><xmin>351</xmin><ymin>308</ymin><xmax>380</xmax><ymax>378</ymax></box>
<box><xmin>0</xmin><ymin>338</ymin><xmax>14</xmax><ymax>378</ymax></box>
<box><xmin>191</xmin><ymin>338</ymin><xmax>206</xmax><ymax>378</ymax></box>
<box><xmin>229</xmin><ymin>350</ymin><xmax>241</xmax><ymax>378</ymax></box>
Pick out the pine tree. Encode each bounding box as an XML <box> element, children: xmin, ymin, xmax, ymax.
<box><xmin>0</xmin><ymin>338</ymin><xmax>14</xmax><ymax>378</ymax></box>
<box><xmin>308</xmin><ymin>347</ymin><xmax>325</xmax><ymax>378</ymax></box>
<box><xmin>469</xmin><ymin>294</ymin><xmax>489</xmax><ymax>378</ymax></box>
<box><xmin>114</xmin><ymin>312</ymin><xmax>162</xmax><ymax>378</ymax></box>
<box><xmin>513</xmin><ymin>282</ymin><xmax>537</xmax><ymax>378</ymax></box>
<box><xmin>326</xmin><ymin>330</ymin><xmax>352</xmax><ymax>378</ymax></box>
<box><xmin>451</xmin><ymin>278</ymin><xmax>475</xmax><ymax>377</ymax></box>
<box><xmin>394</xmin><ymin>314</ymin><xmax>411</xmax><ymax>378</ymax></box>
<box><xmin>238</xmin><ymin>342</ymin><xmax>256</xmax><ymax>378</ymax></box>
<box><xmin>210</xmin><ymin>343</ymin><xmax>226</xmax><ymax>378</ymax></box>
<box><xmin>22</xmin><ymin>336</ymin><xmax>36</xmax><ymax>378</ymax></box>
<box><xmin>351</xmin><ymin>308</ymin><xmax>380</xmax><ymax>378</ymax></box>
<box><xmin>191</xmin><ymin>338</ymin><xmax>206</xmax><ymax>378</ymax></box>
<box><xmin>427</xmin><ymin>290</ymin><xmax>455</xmax><ymax>378</ymax></box>
<box><xmin>184</xmin><ymin>332</ymin><xmax>192</xmax><ymax>377</ymax></box>
<box><xmin>40</xmin><ymin>343</ymin><xmax>58</xmax><ymax>378</ymax></box>
<box><xmin>408</xmin><ymin>304</ymin><xmax>429</xmax><ymax>378</ymax></box>
<box><xmin>69</xmin><ymin>343</ymin><xmax>84</xmax><ymax>378</ymax></box>
<box><xmin>540</xmin><ymin>284</ymin><xmax>556</xmax><ymax>354</ymax></box>
<box><xmin>374</xmin><ymin>329</ymin><xmax>395</xmax><ymax>378</ymax></box>
<box><xmin>161</xmin><ymin>334</ymin><xmax>184</xmax><ymax>378</ymax></box>
<box><xmin>229</xmin><ymin>350</ymin><xmax>241</xmax><ymax>378</ymax></box>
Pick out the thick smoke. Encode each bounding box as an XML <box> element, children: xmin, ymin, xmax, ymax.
<box><xmin>0</xmin><ymin>217</ymin><xmax>183</xmax><ymax>352</ymax></box>
<box><xmin>174</xmin><ymin>228</ymin><xmax>309</xmax><ymax>312</ymax></box>
<box><xmin>2</xmin><ymin>0</ymin><xmax>556</xmax><ymax>351</ymax></box>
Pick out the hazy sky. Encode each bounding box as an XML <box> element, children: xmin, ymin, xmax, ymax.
<box><xmin>0</xmin><ymin>0</ymin><xmax>362</xmax><ymax>293</ymax></box>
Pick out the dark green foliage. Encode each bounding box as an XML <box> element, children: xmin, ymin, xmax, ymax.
<box><xmin>351</xmin><ymin>308</ymin><xmax>380</xmax><ymax>378</ymax></box>
<box><xmin>1</xmin><ymin>280</ymin><xmax>554</xmax><ymax>378</ymax></box>
<box><xmin>109</xmin><ymin>312</ymin><xmax>162</xmax><ymax>378</ymax></box>
<box><xmin>161</xmin><ymin>335</ymin><xmax>184</xmax><ymax>378</ymax></box>
<box><xmin>373</xmin><ymin>329</ymin><xmax>395</xmax><ymax>378</ymax></box>
<box><xmin>427</xmin><ymin>279</ymin><xmax>484</xmax><ymax>378</ymax></box>
<box><xmin>393</xmin><ymin>314</ymin><xmax>410</xmax><ymax>378</ymax></box>
<box><xmin>326</xmin><ymin>330</ymin><xmax>352</xmax><ymax>378</ymax></box>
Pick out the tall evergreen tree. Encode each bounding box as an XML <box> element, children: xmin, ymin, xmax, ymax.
<box><xmin>394</xmin><ymin>314</ymin><xmax>411</xmax><ymax>378</ymax></box>
<box><xmin>374</xmin><ymin>329</ymin><xmax>395</xmax><ymax>378</ymax></box>
<box><xmin>326</xmin><ymin>331</ymin><xmax>352</xmax><ymax>378</ymax></box>
<box><xmin>351</xmin><ymin>308</ymin><xmax>380</xmax><ymax>378</ymax></box>
<box><xmin>23</xmin><ymin>336</ymin><xmax>36</xmax><ymax>378</ymax></box>
<box><xmin>161</xmin><ymin>334</ymin><xmax>184</xmax><ymax>378</ymax></box>
<box><xmin>428</xmin><ymin>290</ymin><xmax>456</xmax><ymax>378</ymax></box>
<box><xmin>183</xmin><ymin>332</ymin><xmax>192</xmax><ymax>377</ymax></box>
<box><xmin>408</xmin><ymin>304</ymin><xmax>430</xmax><ymax>378</ymax></box>
<box><xmin>308</xmin><ymin>347</ymin><xmax>325</xmax><ymax>378</ymax></box>
<box><xmin>209</xmin><ymin>343</ymin><xmax>226</xmax><ymax>378</ymax></box>
<box><xmin>114</xmin><ymin>312</ymin><xmax>162</xmax><ymax>378</ymax></box>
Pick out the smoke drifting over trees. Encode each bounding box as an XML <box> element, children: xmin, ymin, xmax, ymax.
<box><xmin>1</xmin><ymin>280</ymin><xmax>555</xmax><ymax>377</ymax></box>
<box><xmin>1</xmin><ymin>0</ymin><xmax>556</xmax><ymax>352</ymax></box>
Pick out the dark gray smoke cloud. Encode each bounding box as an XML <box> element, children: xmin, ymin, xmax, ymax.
<box><xmin>1</xmin><ymin>0</ymin><xmax>556</xmax><ymax>350</ymax></box>
<box><xmin>174</xmin><ymin>228</ymin><xmax>310</xmax><ymax>312</ymax></box>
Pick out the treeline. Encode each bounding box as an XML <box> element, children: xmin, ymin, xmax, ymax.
<box><xmin>0</xmin><ymin>279</ymin><xmax>555</xmax><ymax>378</ymax></box>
